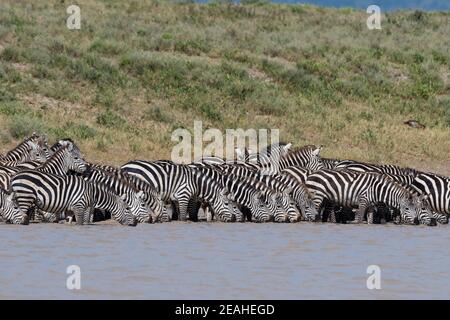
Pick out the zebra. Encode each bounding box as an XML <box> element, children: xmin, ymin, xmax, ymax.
<box><xmin>121</xmin><ymin>160</ymin><xmax>237</xmax><ymax>222</ymax></box>
<box><xmin>50</xmin><ymin>138</ymin><xmax>82</xmax><ymax>154</ymax></box>
<box><xmin>271</xmin><ymin>173</ymin><xmax>319</xmax><ymax>222</ymax></box>
<box><xmin>187</xmin><ymin>164</ymin><xmax>248</xmax><ymax>222</ymax></box>
<box><xmin>28</xmin><ymin>143</ymin><xmax>88</xmax><ymax>222</ymax></box>
<box><xmin>187</xmin><ymin>168</ymin><xmax>239</xmax><ymax>222</ymax></box>
<box><xmin>0</xmin><ymin>144</ymin><xmax>85</xmax><ymax>198</ymax></box>
<box><xmin>0</xmin><ymin>189</ymin><xmax>28</xmax><ymax>225</ymax></box>
<box><xmin>376</xmin><ymin>172</ymin><xmax>444</xmax><ymax>225</ymax></box>
<box><xmin>11</xmin><ymin>171</ymin><xmax>137</xmax><ymax>226</ymax></box>
<box><xmin>83</xmin><ymin>167</ymin><xmax>153</xmax><ymax>223</ymax></box>
<box><xmin>257</xmin><ymin>145</ymin><xmax>324</xmax><ymax>175</ymax></box>
<box><xmin>0</xmin><ymin>133</ymin><xmax>49</xmax><ymax>164</ymax></box>
<box><xmin>411</xmin><ymin>172</ymin><xmax>450</xmax><ymax>220</ymax></box>
<box><xmin>190</xmin><ymin>164</ymin><xmax>271</xmax><ymax>222</ymax></box>
<box><xmin>218</xmin><ymin>163</ymin><xmax>314</xmax><ymax>222</ymax></box>
<box><xmin>305</xmin><ymin>169</ymin><xmax>424</xmax><ymax>225</ymax></box>
<box><xmin>36</xmin><ymin>143</ymin><xmax>87</xmax><ymax>176</ymax></box>
<box><xmin>121</xmin><ymin>160</ymin><xmax>197</xmax><ymax>221</ymax></box>
<box><xmin>118</xmin><ymin>171</ymin><xmax>168</xmax><ymax>223</ymax></box>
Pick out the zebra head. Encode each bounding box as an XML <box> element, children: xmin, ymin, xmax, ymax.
<box><xmin>113</xmin><ymin>194</ymin><xmax>137</xmax><ymax>226</ymax></box>
<box><xmin>27</xmin><ymin>138</ymin><xmax>49</xmax><ymax>163</ymax></box>
<box><xmin>248</xmin><ymin>192</ymin><xmax>271</xmax><ymax>223</ymax></box>
<box><xmin>414</xmin><ymin>194</ymin><xmax>437</xmax><ymax>226</ymax></box>
<box><xmin>294</xmin><ymin>189</ymin><xmax>319</xmax><ymax>222</ymax></box>
<box><xmin>65</xmin><ymin>144</ymin><xmax>87</xmax><ymax>173</ymax></box>
<box><xmin>230</xmin><ymin>199</ymin><xmax>245</xmax><ymax>222</ymax></box>
<box><xmin>279</xmin><ymin>187</ymin><xmax>303</xmax><ymax>223</ymax></box>
<box><xmin>211</xmin><ymin>188</ymin><xmax>236</xmax><ymax>222</ymax></box>
<box><xmin>0</xmin><ymin>191</ymin><xmax>29</xmax><ymax>225</ymax></box>
<box><xmin>144</xmin><ymin>191</ymin><xmax>169</xmax><ymax>223</ymax></box>
<box><xmin>263</xmin><ymin>191</ymin><xmax>286</xmax><ymax>223</ymax></box>
<box><xmin>307</xmin><ymin>145</ymin><xmax>324</xmax><ymax>171</ymax></box>
<box><xmin>276</xmin><ymin>188</ymin><xmax>299</xmax><ymax>223</ymax></box>
<box><xmin>128</xmin><ymin>190</ymin><xmax>151</xmax><ymax>223</ymax></box>
<box><xmin>399</xmin><ymin>194</ymin><xmax>420</xmax><ymax>225</ymax></box>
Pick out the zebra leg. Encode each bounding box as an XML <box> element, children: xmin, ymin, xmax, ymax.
<box><xmin>367</xmin><ymin>207</ymin><xmax>375</xmax><ymax>224</ymax></box>
<box><xmin>71</xmin><ymin>204</ymin><xmax>88</xmax><ymax>226</ymax></box>
<box><xmin>173</xmin><ymin>193</ymin><xmax>190</xmax><ymax>222</ymax></box>
<box><xmin>187</xmin><ymin>199</ymin><xmax>201</xmax><ymax>222</ymax></box>
<box><xmin>321</xmin><ymin>201</ymin><xmax>335</xmax><ymax>222</ymax></box>
<box><xmin>170</xmin><ymin>201</ymin><xmax>179</xmax><ymax>221</ymax></box>
<box><xmin>356</xmin><ymin>196</ymin><xmax>370</xmax><ymax>224</ymax></box>
<box><xmin>206</xmin><ymin>206</ymin><xmax>213</xmax><ymax>222</ymax></box>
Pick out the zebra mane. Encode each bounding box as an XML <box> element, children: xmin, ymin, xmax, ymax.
<box><xmin>50</xmin><ymin>138</ymin><xmax>83</xmax><ymax>156</ymax></box>
<box><xmin>258</xmin><ymin>141</ymin><xmax>290</xmax><ymax>155</ymax></box>
<box><xmin>120</xmin><ymin>170</ymin><xmax>162</xmax><ymax>198</ymax></box>
<box><xmin>39</xmin><ymin>144</ymin><xmax>72</xmax><ymax>166</ymax></box>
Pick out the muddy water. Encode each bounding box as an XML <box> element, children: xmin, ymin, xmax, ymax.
<box><xmin>0</xmin><ymin>222</ymin><xmax>449</xmax><ymax>299</ymax></box>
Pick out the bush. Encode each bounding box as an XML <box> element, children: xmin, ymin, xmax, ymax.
<box><xmin>96</xmin><ymin>110</ymin><xmax>125</xmax><ymax>128</ymax></box>
<box><xmin>9</xmin><ymin>115</ymin><xmax>44</xmax><ymax>139</ymax></box>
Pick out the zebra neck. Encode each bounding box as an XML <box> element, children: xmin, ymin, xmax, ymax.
<box><xmin>39</xmin><ymin>151</ymin><xmax>70</xmax><ymax>175</ymax></box>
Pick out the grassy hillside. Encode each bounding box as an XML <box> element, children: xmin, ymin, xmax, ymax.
<box><xmin>0</xmin><ymin>1</ymin><xmax>449</xmax><ymax>173</ymax></box>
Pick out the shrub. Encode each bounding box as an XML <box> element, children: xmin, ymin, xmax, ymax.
<box><xmin>9</xmin><ymin>115</ymin><xmax>44</xmax><ymax>139</ymax></box>
<box><xmin>97</xmin><ymin>110</ymin><xmax>125</xmax><ymax>128</ymax></box>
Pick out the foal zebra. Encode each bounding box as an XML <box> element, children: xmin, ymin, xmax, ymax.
<box><xmin>11</xmin><ymin>171</ymin><xmax>137</xmax><ymax>226</ymax></box>
<box><xmin>305</xmin><ymin>169</ymin><xmax>425</xmax><ymax>225</ymax></box>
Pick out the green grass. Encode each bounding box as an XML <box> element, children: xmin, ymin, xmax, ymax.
<box><xmin>0</xmin><ymin>0</ymin><xmax>449</xmax><ymax>173</ymax></box>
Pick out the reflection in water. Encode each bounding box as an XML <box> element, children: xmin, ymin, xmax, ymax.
<box><xmin>0</xmin><ymin>222</ymin><xmax>449</xmax><ymax>299</ymax></box>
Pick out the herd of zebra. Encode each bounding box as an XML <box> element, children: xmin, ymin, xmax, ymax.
<box><xmin>0</xmin><ymin>133</ymin><xmax>449</xmax><ymax>227</ymax></box>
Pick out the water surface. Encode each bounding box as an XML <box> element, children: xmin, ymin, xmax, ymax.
<box><xmin>0</xmin><ymin>222</ymin><xmax>449</xmax><ymax>299</ymax></box>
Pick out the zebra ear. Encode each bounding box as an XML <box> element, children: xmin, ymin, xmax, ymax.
<box><xmin>221</xmin><ymin>188</ymin><xmax>229</xmax><ymax>196</ymax></box>
<box><xmin>312</xmin><ymin>145</ymin><xmax>323</xmax><ymax>156</ymax></box>
<box><xmin>120</xmin><ymin>194</ymin><xmax>127</xmax><ymax>202</ymax></box>
<box><xmin>283</xmin><ymin>143</ymin><xmax>292</xmax><ymax>152</ymax></box>
<box><xmin>137</xmin><ymin>190</ymin><xmax>144</xmax><ymax>199</ymax></box>
<box><xmin>235</xmin><ymin>148</ymin><xmax>244</xmax><ymax>160</ymax></box>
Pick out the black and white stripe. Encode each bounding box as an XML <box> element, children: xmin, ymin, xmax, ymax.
<box><xmin>305</xmin><ymin>169</ymin><xmax>424</xmax><ymax>225</ymax></box>
<box><xmin>0</xmin><ymin>188</ymin><xmax>28</xmax><ymax>225</ymax></box>
<box><xmin>0</xmin><ymin>133</ymin><xmax>49</xmax><ymax>164</ymax></box>
<box><xmin>11</xmin><ymin>171</ymin><xmax>137</xmax><ymax>226</ymax></box>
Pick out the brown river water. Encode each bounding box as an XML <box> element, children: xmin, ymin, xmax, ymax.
<box><xmin>0</xmin><ymin>222</ymin><xmax>449</xmax><ymax>299</ymax></box>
